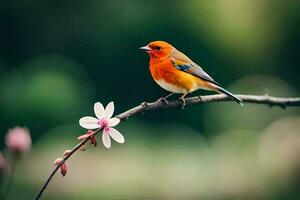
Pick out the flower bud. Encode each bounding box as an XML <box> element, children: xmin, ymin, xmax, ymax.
<box><xmin>90</xmin><ymin>136</ymin><xmax>97</xmax><ymax>147</ymax></box>
<box><xmin>86</xmin><ymin>130</ymin><xmax>94</xmax><ymax>135</ymax></box>
<box><xmin>63</xmin><ymin>150</ymin><xmax>72</xmax><ymax>156</ymax></box>
<box><xmin>53</xmin><ymin>158</ymin><xmax>64</xmax><ymax>165</ymax></box>
<box><xmin>78</xmin><ymin>134</ymin><xmax>90</xmax><ymax>141</ymax></box>
<box><xmin>60</xmin><ymin>163</ymin><xmax>68</xmax><ymax>176</ymax></box>
<box><xmin>77</xmin><ymin>130</ymin><xmax>94</xmax><ymax>141</ymax></box>
<box><xmin>5</xmin><ymin>127</ymin><xmax>31</xmax><ymax>154</ymax></box>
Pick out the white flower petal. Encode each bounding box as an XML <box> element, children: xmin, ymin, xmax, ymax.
<box><xmin>102</xmin><ymin>130</ymin><xmax>111</xmax><ymax>148</ymax></box>
<box><xmin>94</xmin><ymin>102</ymin><xmax>105</xmax><ymax>119</ymax></box>
<box><xmin>79</xmin><ymin>117</ymin><xmax>99</xmax><ymax>129</ymax></box>
<box><xmin>105</xmin><ymin>102</ymin><xmax>114</xmax><ymax>119</ymax></box>
<box><xmin>108</xmin><ymin>118</ymin><xmax>120</xmax><ymax>127</ymax></box>
<box><xmin>108</xmin><ymin>128</ymin><xmax>125</xmax><ymax>144</ymax></box>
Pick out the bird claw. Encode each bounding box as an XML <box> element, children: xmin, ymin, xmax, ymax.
<box><xmin>179</xmin><ymin>98</ymin><xmax>186</xmax><ymax>109</ymax></box>
<box><xmin>158</xmin><ymin>97</ymin><xmax>168</xmax><ymax>105</ymax></box>
<box><xmin>156</xmin><ymin>93</ymin><xmax>174</xmax><ymax>105</ymax></box>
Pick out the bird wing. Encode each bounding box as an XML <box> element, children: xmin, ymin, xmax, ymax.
<box><xmin>170</xmin><ymin>52</ymin><xmax>220</xmax><ymax>86</ymax></box>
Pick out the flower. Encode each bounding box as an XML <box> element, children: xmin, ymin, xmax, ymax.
<box><xmin>5</xmin><ymin>127</ymin><xmax>31</xmax><ymax>154</ymax></box>
<box><xmin>79</xmin><ymin>102</ymin><xmax>125</xmax><ymax>148</ymax></box>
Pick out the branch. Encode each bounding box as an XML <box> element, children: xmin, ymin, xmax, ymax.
<box><xmin>116</xmin><ymin>94</ymin><xmax>300</xmax><ymax>121</ymax></box>
<box><xmin>33</xmin><ymin>94</ymin><xmax>300</xmax><ymax>199</ymax></box>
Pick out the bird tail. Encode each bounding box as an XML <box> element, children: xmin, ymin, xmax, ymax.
<box><xmin>214</xmin><ymin>85</ymin><xmax>243</xmax><ymax>105</ymax></box>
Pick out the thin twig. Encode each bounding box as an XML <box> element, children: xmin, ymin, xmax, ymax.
<box><xmin>33</xmin><ymin>94</ymin><xmax>300</xmax><ymax>200</ymax></box>
<box><xmin>2</xmin><ymin>155</ymin><xmax>17</xmax><ymax>200</ymax></box>
<box><xmin>33</xmin><ymin>128</ymin><xmax>101</xmax><ymax>200</ymax></box>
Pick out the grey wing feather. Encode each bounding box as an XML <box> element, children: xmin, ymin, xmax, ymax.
<box><xmin>170</xmin><ymin>57</ymin><xmax>220</xmax><ymax>86</ymax></box>
<box><xmin>189</xmin><ymin>62</ymin><xmax>220</xmax><ymax>86</ymax></box>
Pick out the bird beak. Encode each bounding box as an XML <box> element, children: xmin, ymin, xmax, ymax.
<box><xmin>139</xmin><ymin>45</ymin><xmax>151</xmax><ymax>52</ymax></box>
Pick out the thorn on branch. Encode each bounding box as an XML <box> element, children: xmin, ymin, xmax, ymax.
<box><xmin>80</xmin><ymin>146</ymin><xmax>86</xmax><ymax>151</ymax></box>
<box><xmin>198</xmin><ymin>96</ymin><xmax>203</xmax><ymax>103</ymax></box>
<box><xmin>141</xmin><ymin>101</ymin><xmax>148</xmax><ymax>108</ymax></box>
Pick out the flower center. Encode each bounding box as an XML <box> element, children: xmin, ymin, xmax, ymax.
<box><xmin>98</xmin><ymin>118</ymin><xmax>108</xmax><ymax>128</ymax></box>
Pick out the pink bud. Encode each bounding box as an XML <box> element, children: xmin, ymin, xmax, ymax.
<box><xmin>63</xmin><ymin>150</ymin><xmax>72</xmax><ymax>156</ymax></box>
<box><xmin>90</xmin><ymin>136</ymin><xmax>97</xmax><ymax>147</ymax></box>
<box><xmin>60</xmin><ymin>163</ymin><xmax>68</xmax><ymax>176</ymax></box>
<box><xmin>86</xmin><ymin>130</ymin><xmax>94</xmax><ymax>135</ymax></box>
<box><xmin>77</xmin><ymin>134</ymin><xmax>90</xmax><ymax>141</ymax></box>
<box><xmin>53</xmin><ymin>158</ymin><xmax>64</xmax><ymax>165</ymax></box>
<box><xmin>5</xmin><ymin>127</ymin><xmax>31</xmax><ymax>154</ymax></box>
<box><xmin>77</xmin><ymin>130</ymin><xmax>94</xmax><ymax>141</ymax></box>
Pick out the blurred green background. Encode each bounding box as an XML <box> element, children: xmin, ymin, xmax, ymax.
<box><xmin>0</xmin><ymin>0</ymin><xmax>300</xmax><ymax>199</ymax></box>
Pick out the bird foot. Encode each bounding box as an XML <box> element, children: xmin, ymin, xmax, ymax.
<box><xmin>156</xmin><ymin>93</ymin><xmax>175</xmax><ymax>105</ymax></box>
<box><xmin>157</xmin><ymin>97</ymin><xmax>169</xmax><ymax>105</ymax></box>
<box><xmin>179</xmin><ymin>97</ymin><xmax>186</xmax><ymax>109</ymax></box>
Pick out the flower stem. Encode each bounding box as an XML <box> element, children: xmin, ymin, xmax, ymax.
<box><xmin>1</xmin><ymin>155</ymin><xmax>17</xmax><ymax>200</ymax></box>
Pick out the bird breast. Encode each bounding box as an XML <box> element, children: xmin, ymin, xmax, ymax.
<box><xmin>154</xmin><ymin>79</ymin><xmax>187</xmax><ymax>93</ymax></box>
<box><xmin>150</xmin><ymin>59</ymin><xmax>201</xmax><ymax>93</ymax></box>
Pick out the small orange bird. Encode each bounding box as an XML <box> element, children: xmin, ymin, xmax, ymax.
<box><xmin>140</xmin><ymin>41</ymin><xmax>242</xmax><ymax>106</ymax></box>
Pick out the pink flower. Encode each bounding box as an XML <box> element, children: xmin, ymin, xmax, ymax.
<box><xmin>79</xmin><ymin>102</ymin><xmax>125</xmax><ymax>148</ymax></box>
<box><xmin>5</xmin><ymin>127</ymin><xmax>31</xmax><ymax>154</ymax></box>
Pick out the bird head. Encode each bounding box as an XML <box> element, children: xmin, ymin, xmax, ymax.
<box><xmin>140</xmin><ymin>41</ymin><xmax>174</xmax><ymax>58</ymax></box>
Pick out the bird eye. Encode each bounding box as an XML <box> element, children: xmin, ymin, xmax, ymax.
<box><xmin>156</xmin><ymin>46</ymin><xmax>162</xmax><ymax>50</ymax></box>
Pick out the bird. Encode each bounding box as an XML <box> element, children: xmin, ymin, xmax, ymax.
<box><xmin>140</xmin><ymin>40</ymin><xmax>242</xmax><ymax>107</ymax></box>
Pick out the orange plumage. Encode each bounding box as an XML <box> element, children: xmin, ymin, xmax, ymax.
<box><xmin>140</xmin><ymin>41</ymin><xmax>242</xmax><ymax>105</ymax></box>
<box><xmin>150</xmin><ymin>58</ymin><xmax>210</xmax><ymax>93</ymax></box>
